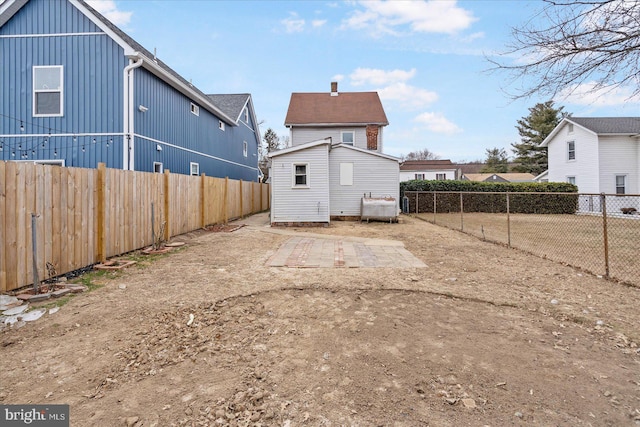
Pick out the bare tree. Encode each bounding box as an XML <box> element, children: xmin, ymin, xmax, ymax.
<box><xmin>489</xmin><ymin>0</ymin><xmax>640</xmax><ymax>100</ymax></box>
<box><xmin>401</xmin><ymin>148</ymin><xmax>440</xmax><ymax>161</ymax></box>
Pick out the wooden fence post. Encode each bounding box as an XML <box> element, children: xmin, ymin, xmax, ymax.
<box><xmin>200</xmin><ymin>173</ymin><xmax>206</xmax><ymax>228</ymax></box>
<box><xmin>239</xmin><ymin>179</ymin><xmax>244</xmax><ymax>219</ymax></box>
<box><xmin>224</xmin><ymin>177</ymin><xmax>229</xmax><ymax>224</ymax></box>
<box><xmin>260</xmin><ymin>182</ymin><xmax>264</xmax><ymax>212</ymax></box>
<box><xmin>96</xmin><ymin>163</ymin><xmax>107</xmax><ymax>263</ymax></box>
<box><xmin>164</xmin><ymin>169</ymin><xmax>171</xmax><ymax>241</ymax></box>
<box><xmin>0</xmin><ymin>161</ymin><xmax>6</xmax><ymax>292</ymax></box>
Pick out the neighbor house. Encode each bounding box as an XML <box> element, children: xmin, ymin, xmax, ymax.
<box><xmin>541</xmin><ymin>116</ymin><xmax>640</xmax><ymax>212</ymax></box>
<box><xmin>461</xmin><ymin>173</ymin><xmax>536</xmax><ymax>183</ymax></box>
<box><xmin>270</xmin><ymin>82</ymin><xmax>399</xmax><ymax>225</ymax></box>
<box><xmin>399</xmin><ymin>159</ymin><xmax>460</xmax><ymax>181</ymax></box>
<box><xmin>0</xmin><ymin>0</ymin><xmax>261</xmax><ymax>181</ymax></box>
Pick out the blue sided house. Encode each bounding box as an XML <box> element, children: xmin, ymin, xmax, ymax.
<box><xmin>0</xmin><ymin>0</ymin><xmax>262</xmax><ymax>181</ymax></box>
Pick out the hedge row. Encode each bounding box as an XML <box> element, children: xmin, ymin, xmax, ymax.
<box><xmin>401</xmin><ymin>180</ymin><xmax>579</xmax><ymax>214</ymax></box>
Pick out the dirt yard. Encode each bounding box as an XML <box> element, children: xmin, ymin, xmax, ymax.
<box><xmin>1</xmin><ymin>213</ymin><xmax>639</xmax><ymax>426</ymax></box>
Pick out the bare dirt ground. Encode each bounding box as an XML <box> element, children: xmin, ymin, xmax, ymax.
<box><xmin>1</xmin><ymin>213</ymin><xmax>639</xmax><ymax>427</ymax></box>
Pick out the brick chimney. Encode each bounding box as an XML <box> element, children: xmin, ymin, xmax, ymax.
<box><xmin>330</xmin><ymin>81</ymin><xmax>338</xmax><ymax>96</ymax></box>
<box><xmin>366</xmin><ymin>125</ymin><xmax>379</xmax><ymax>151</ymax></box>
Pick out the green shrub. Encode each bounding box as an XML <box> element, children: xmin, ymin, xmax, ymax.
<box><xmin>401</xmin><ymin>180</ymin><xmax>578</xmax><ymax>214</ymax></box>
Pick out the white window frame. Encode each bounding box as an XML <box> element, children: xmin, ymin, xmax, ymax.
<box><xmin>436</xmin><ymin>173</ymin><xmax>446</xmax><ymax>180</ymax></box>
<box><xmin>154</xmin><ymin>162</ymin><xmax>163</xmax><ymax>173</ymax></box>
<box><xmin>615</xmin><ymin>175</ymin><xmax>626</xmax><ymax>195</ymax></box>
<box><xmin>567</xmin><ymin>176</ymin><xmax>576</xmax><ymax>185</ymax></box>
<box><xmin>190</xmin><ymin>103</ymin><xmax>199</xmax><ymax>116</ymax></box>
<box><xmin>567</xmin><ymin>141</ymin><xmax>576</xmax><ymax>161</ymax></box>
<box><xmin>292</xmin><ymin>163</ymin><xmax>309</xmax><ymax>188</ymax></box>
<box><xmin>243</xmin><ymin>141</ymin><xmax>248</xmax><ymax>158</ymax></box>
<box><xmin>219</xmin><ymin>121</ymin><xmax>225</xmax><ymax>131</ymax></box>
<box><xmin>190</xmin><ymin>162</ymin><xmax>199</xmax><ymax>176</ymax></box>
<box><xmin>33</xmin><ymin>65</ymin><xmax>63</xmax><ymax>117</ymax></box>
<box><xmin>341</xmin><ymin>131</ymin><xmax>354</xmax><ymax>145</ymax></box>
<box><xmin>340</xmin><ymin>163</ymin><xmax>353</xmax><ymax>186</ymax></box>
<box><xmin>243</xmin><ymin>107</ymin><xmax>249</xmax><ymax>122</ymax></box>
<box><xmin>414</xmin><ymin>173</ymin><xmax>425</xmax><ymax>180</ymax></box>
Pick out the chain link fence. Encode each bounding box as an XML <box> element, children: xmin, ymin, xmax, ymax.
<box><xmin>404</xmin><ymin>191</ymin><xmax>640</xmax><ymax>287</ymax></box>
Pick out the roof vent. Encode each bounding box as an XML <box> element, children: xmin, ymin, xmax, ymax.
<box><xmin>331</xmin><ymin>81</ymin><xmax>338</xmax><ymax>96</ymax></box>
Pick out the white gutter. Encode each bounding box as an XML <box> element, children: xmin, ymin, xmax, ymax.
<box><xmin>123</xmin><ymin>55</ymin><xmax>143</xmax><ymax>170</ymax></box>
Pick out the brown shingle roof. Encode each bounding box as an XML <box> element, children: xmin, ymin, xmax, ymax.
<box><xmin>284</xmin><ymin>92</ymin><xmax>389</xmax><ymax>126</ymax></box>
<box><xmin>400</xmin><ymin>160</ymin><xmax>455</xmax><ymax>171</ymax></box>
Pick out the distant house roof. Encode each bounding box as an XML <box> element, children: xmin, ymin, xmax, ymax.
<box><xmin>285</xmin><ymin>83</ymin><xmax>388</xmax><ymax>127</ymax></box>
<box><xmin>463</xmin><ymin>173</ymin><xmax>536</xmax><ymax>183</ymax></box>
<box><xmin>400</xmin><ymin>160</ymin><xmax>456</xmax><ymax>171</ymax></box>
<box><xmin>569</xmin><ymin>117</ymin><xmax>640</xmax><ymax>134</ymax></box>
<box><xmin>542</xmin><ymin>117</ymin><xmax>640</xmax><ymax>146</ymax></box>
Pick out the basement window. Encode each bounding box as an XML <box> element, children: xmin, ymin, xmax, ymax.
<box><xmin>190</xmin><ymin>103</ymin><xmax>199</xmax><ymax>116</ymax></box>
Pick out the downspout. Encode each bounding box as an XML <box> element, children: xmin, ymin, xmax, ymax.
<box><xmin>123</xmin><ymin>55</ymin><xmax>143</xmax><ymax>170</ymax></box>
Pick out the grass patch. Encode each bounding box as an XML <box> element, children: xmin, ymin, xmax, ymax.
<box><xmin>71</xmin><ymin>269</ymin><xmax>117</xmax><ymax>291</ymax></box>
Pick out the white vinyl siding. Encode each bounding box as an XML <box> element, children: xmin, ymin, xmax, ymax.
<box><xmin>599</xmin><ymin>136</ymin><xmax>638</xmax><ymax>195</ymax></box>
<box><xmin>399</xmin><ymin>169</ymin><xmax>458</xmax><ymax>182</ymax></box>
<box><xmin>329</xmin><ymin>146</ymin><xmax>399</xmax><ymax>217</ymax></box>
<box><xmin>290</xmin><ymin>127</ymin><xmax>379</xmax><ymax>151</ymax></box>
<box><xmin>270</xmin><ymin>144</ymin><xmax>330</xmax><ymax>223</ymax></box>
<box><xmin>547</xmin><ymin>125</ymin><xmax>599</xmax><ymax>193</ymax></box>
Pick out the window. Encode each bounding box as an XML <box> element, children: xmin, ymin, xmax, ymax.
<box><xmin>33</xmin><ymin>66</ymin><xmax>63</xmax><ymax>116</ymax></box>
<box><xmin>190</xmin><ymin>103</ymin><xmax>199</xmax><ymax>116</ymax></box>
<box><xmin>293</xmin><ymin>163</ymin><xmax>309</xmax><ymax>187</ymax></box>
<box><xmin>243</xmin><ymin>141</ymin><xmax>248</xmax><ymax>157</ymax></box>
<box><xmin>436</xmin><ymin>173</ymin><xmax>446</xmax><ymax>180</ymax></box>
<box><xmin>340</xmin><ymin>163</ymin><xmax>353</xmax><ymax>186</ymax></box>
<box><xmin>567</xmin><ymin>123</ymin><xmax>574</xmax><ymax>133</ymax></box>
<box><xmin>341</xmin><ymin>131</ymin><xmax>354</xmax><ymax>145</ymax></box>
<box><xmin>567</xmin><ymin>141</ymin><xmax>576</xmax><ymax>160</ymax></box>
<box><xmin>615</xmin><ymin>175</ymin><xmax>626</xmax><ymax>194</ymax></box>
<box><xmin>219</xmin><ymin>121</ymin><xmax>225</xmax><ymax>131</ymax></box>
<box><xmin>567</xmin><ymin>176</ymin><xmax>576</xmax><ymax>185</ymax></box>
<box><xmin>414</xmin><ymin>173</ymin><xmax>425</xmax><ymax>180</ymax></box>
<box><xmin>243</xmin><ymin>107</ymin><xmax>248</xmax><ymax>122</ymax></box>
<box><xmin>154</xmin><ymin>162</ymin><xmax>163</xmax><ymax>173</ymax></box>
<box><xmin>190</xmin><ymin>162</ymin><xmax>199</xmax><ymax>176</ymax></box>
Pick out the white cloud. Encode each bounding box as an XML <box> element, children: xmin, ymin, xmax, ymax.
<box><xmin>86</xmin><ymin>0</ymin><xmax>132</xmax><ymax>26</ymax></box>
<box><xmin>378</xmin><ymin>83</ymin><xmax>438</xmax><ymax>108</ymax></box>
<box><xmin>350</xmin><ymin>67</ymin><xmax>416</xmax><ymax>86</ymax></box>
<box><xmin>557</xmin><ymin>82</ymin><xmax>640</xmax><ymax>106</ymax></box>
<box><xmin>415</xmin><ymin>112</ymin><xmax>462</xmax><ymax>134</ymax></box>
<box><xmin>332</xmin><ymin>74</ymin><xmax>346</xmax><ymax>82</ymax></box>
<box><xmin>312</xmin><ymin>19</ymin><xmax>327</xmax><ymax>28</ymax></box>
<box><xmin>281</xmin><ymin>12</ymin><xmax>305</xmax><ymax>33</ymax></box>
<box><xmin>344</xmin><ymin>0</ymin><xmax>476</xmax><ymax>35</ymax></box>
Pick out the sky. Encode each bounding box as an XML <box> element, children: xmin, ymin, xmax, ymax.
<box><xmin>88</xmin><ymin>0</ymin><xmax>640</xmax><ymax>162</ymax></box>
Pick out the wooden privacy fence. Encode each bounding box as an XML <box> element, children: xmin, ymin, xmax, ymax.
<box><xmin>0</xmin><ymin>161</ymin><xmax>269</xmax><ymax>292</ymax></box>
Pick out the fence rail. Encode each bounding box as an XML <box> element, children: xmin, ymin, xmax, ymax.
<box><xmin>405</xmin><ymin>191</ymin><xmax>640</xmax><ymax>287</ymax></box>
<box><xmin>0</xmin><ymin>161</ymin><xmax>269</xmax><ymax>292</ymax></box>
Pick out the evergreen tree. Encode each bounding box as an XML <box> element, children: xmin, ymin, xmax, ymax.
<box><xmin>480</xmin><ymin>147</ymin><xmax>509</xmax><ymax>173</ymax></box>
<box><xmin>511</xmin><ymin>101</ymin><xmax>567</xmax><ymax>175</ymax></box>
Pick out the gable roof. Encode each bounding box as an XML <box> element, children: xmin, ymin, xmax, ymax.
<box><xmin>464</xmin><ymin>173</ymin><xmax>536</xmax><ymax>182</ymax></box>
<box><xmin>569</xmin><ymin>117</ymin><xmax>640</xmax><ymax>134</ymax></box>
<box><xmin>268</xmin><ymin>138</ymin><xmax>331</xmax><ymax>158</ymax></box>
<box><xmin>400</xmin><ymin>160</ymin><xmax>456</xmax><ymax>171</ymax></box>
<box><xmin>207</xmin><ymin>94</ymin><xmax>250</xmax><ymax>123</ymax></box>
<box><xmin>0</xmin><ymin>0</ymin><xmax>238</xmax><ymax>125</ymax></box>
<box><xmin>332</xmin><ymin>143</ymin><xmax>399</xmax><ymax>162</ymax></box>
<box><xmin>285</xmin><ymin>92</ymin><xmax>388</xmax><ymax>127</ymax></box>
<box><xmin>542</xmin><ymin>117</ymin><xmax>640</xmax><ymax>146</ymax></box>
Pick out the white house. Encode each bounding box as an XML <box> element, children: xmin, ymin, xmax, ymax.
<box><xmin>541</xmin><ymin>117</ymin><xmax>640</xmax><ymax>212</ymax></box>
<box><xmin>399</xmin><ymin>160</ymin><xmax>460</xmax><ymax>181</ymax></box>
<box><xmin>270</xmin><ymin>83</ymin><xmax>399</xmax><ymax>225</ymax></box>
<box><xmin>269</xmin><ymin>139</ymin><xmax>399</xmax><ymax>224</ymax></box>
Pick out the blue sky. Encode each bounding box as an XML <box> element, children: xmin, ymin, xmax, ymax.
<box><xmin>90</xmin><ymin>0</ymin><xmax>640</xmax><ymax>162</ymax></box>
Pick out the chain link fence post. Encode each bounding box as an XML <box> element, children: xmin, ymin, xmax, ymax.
<box><xmin>433</xmin><ymin>192</ymin><xmax>436</xmax><ymax>224</ymax></box>
<box><xmin>506</xmin><ymin>192</ymin><xmax>511</xmax><ymax>248</ymax></box>
<box><xmin>600</xmin><ymin>193</ymin><xmax>610</xmax><ymax>278</ymax></box>
<box><xmin>460</xmin><ymin>192</ymin><xmax>464</xmax><ymax>231</ymax></box>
